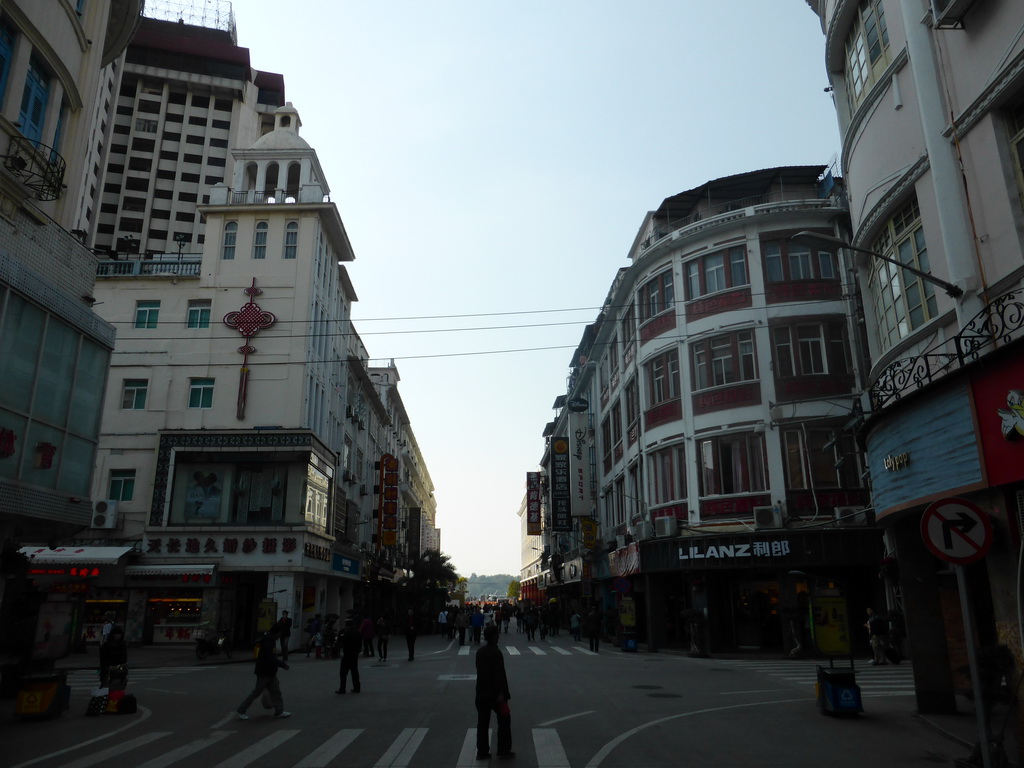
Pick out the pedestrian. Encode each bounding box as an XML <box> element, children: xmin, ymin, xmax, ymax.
<box><xmin>570</xmin><ymin>610</ymin><xmax>582</xmax><ymax>642</ymax></box>
<box><xmin>274</xmin><ymin>611</ymin><xmax>293</xmax><ymax>660</ymax></box>
<box><xmin>335</xmin><ymin>619</ymin><xmax>362</xmax><ymax>694</ymax></box>
<box><xmin>471</xmin><ymin>606</ymin><xmax>485</xmax><ymax>644</ymax></box>
<box><xmin>100</xmin><ymin>611</ymin><xmax>116</xmax><ymax>645</ymax></box>
<box><xmin>475</xmin><ymin>624</ymin><xmax>514</xmax><ymax>760</ymax></box>
<box><xmin>438</xmin><ymin>607</ymin><xmax>449</xmax><ymax>638</ymax></box>
<box><xmin>455</xmin><ymin>607</ymin><xmax>469</xmax><ymax>646</ymax></box>
<box><xmin>306</xmin><ymin>613</ymin><xmax>322</xmax><ymax>658</ymax></box>
<box><xmin>524</xmin><ymin>608</ymin><xmax>537</xmax><ymax>641</ymax></box>
<box><xmin>98</xmin><ymin>624</ymin><xmax>127</xmax><ymax>688</ymax></box>
<box><xmin>865</xmin><ymin>608</ymin><xmax>889</xmax><ymax>666</ymax></box>
<box><xmin>585</xmin><ymin>607</ymin><xmax>601</xmax><ymax>653</ymax></box>
<box><xmin>404</xmin><ymin>608</ymin><xmax>418</xmax><ymax>661</ymax></box>
<box><xmin>376</xmin><ymin>613</ymin><xmax>392</xmax><ymax>661</ymax></box>
<box><xmin>359</xmin><ymin>614</ymin><xmax>375</xmax><ymax>657</ymax></box>
<box><xmin>236</xmin><ymin>626</ymin><xmax>290</xmax><ymax>720</ymax></box>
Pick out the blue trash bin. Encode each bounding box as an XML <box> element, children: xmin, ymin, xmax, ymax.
<box><xmin>815</xmin><ymin>665</ymin><xmax>862</xmax><ymax>716</ymax></box>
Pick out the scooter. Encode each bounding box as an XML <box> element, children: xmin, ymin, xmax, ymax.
<box><xmin>195</xmin><ymin>627</ymin><xmax>233</xmax><ymax>659</ymax></box>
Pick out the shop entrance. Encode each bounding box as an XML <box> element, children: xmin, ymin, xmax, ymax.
<box><xmin>732</xmin><ymin>577</ymin><xmax>782</xmax><ymax>651</ymax></box>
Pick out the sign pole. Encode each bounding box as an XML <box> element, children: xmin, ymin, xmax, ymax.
<box><xmin>956</xmin><ymin>563</ymin><xmax>992</xmax><ymax>768</ymax></box>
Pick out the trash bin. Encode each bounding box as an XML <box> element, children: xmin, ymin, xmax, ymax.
<box><xmin>15</xmin><ymin>672</ymin><xmax>70</xmax><ymax>719</ymax></box>
<box><xmin>815</xmin><ymin>665</ymin><xmax>862</xmax><ymax>716</ymax></box>
<box><xmin>620</xmin><ymin>631</ymin><xmax>637</xmax><ymax>652</ymax></box>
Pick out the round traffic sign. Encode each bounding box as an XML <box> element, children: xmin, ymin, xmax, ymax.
<box><xmin>920</xmin><ymin>497</ymin><xmax>992</xmax><ymax>564</ymax></box>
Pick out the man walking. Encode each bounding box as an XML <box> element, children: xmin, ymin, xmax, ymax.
<box><xmin>236</xmin><ymin>626</ymin><xmax>290</xmax><ymax>720</ymax></box>
<box><xmin>586</xmin><ymin>607</ymin><xmax>601</xmax><ymax>653</ymax></box>
<box><xmin>274</xmin><ymin>610</ymin><xmax>292</xmax><ymax>661</ymax></box>
<box><xmin>404</xmin><ymin>608</ymin><xmax>418</xmax><ymax>661</ymax></box>
<box><xmin>475</xmin><ymin>624</ymin><xmax>513</xmax><ymax>760</ymax></box>
<box><xmin>335</xmin><ymin>618</ymin><xmax>362</xmax><ymax>694</ymax></box>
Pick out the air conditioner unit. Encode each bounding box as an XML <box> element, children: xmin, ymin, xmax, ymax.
<box><xmin>931</xmin><ymin>0</ymin><xmax>980</xmax><ymax>28</ymax></box>
<box><xmin>835</xmin><ymin>506</ymin><xmax>868</xmax><ymax>526</ymax></box>
<box><xmin>654</xmin><ymin>516</ymin><xmax>677</xmax><ymax>538</ymax></box>
<box><xmin>753</xmin><ymin>506</ymin><xmax>783</xmax><ymax>530</ymax></box>
<box><xmin>91</xmin><ymin>499</ymin><xmax>119</xmax><ymax>529</ymax></box>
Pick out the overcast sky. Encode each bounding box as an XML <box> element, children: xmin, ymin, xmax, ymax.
<box><xmin>235</xmin><ymin>1</ymin><xmax>841</xmax><ymax>578</ymax></box>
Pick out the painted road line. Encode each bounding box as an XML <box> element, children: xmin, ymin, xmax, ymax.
<box><xmin>459</xmin><ymin>646</ymin><xmax>471</xmax><ymax>656</ymax></box>
<box><xmin>373</xmin><ymin>727</ymin><xmax>428</xmax><ymax>768</ymax></box>
<box><xmin>552</xmin><ymin>647</ymin><xmax>572</xmax><ymax>656</ymax></box>
<box><xmin>533</xmin><ymin>728</ymin><xmax>570</xmax><ymax>768</ymax></box>
<box><xmin>457</xmin><ymin>728</ymin><xmax>488</xmax><ymax>768</ymax></box>
<box><xmin>506</xmin><ymin>647</ymin><xmax>521</xmax><ymax>656</ymax></box>
<box><xmin>215</xmin><ymin>730</ymin><xmax>299</xmax><ymax>767</ymax></box>
<box><xmin>529</xmin><ymin>647</ymin><xmax>547</xmax><ymax>655</ymax></box>
<box><xmin>58</xmin><ymin>733</ymin><xmax>172</xmax><ymax>768</ymax></box>
<box><xmin>134</xmin><ymin>731</ymin><xmax>234</xmax><ymax>768</ymax></box>
<box><xmin>293</xmin><ymin>729</ymin><xmax>363</xmax><ymax>768</ymax></box>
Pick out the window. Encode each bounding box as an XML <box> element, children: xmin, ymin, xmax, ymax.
<box><xmin>611</xmin><ymin>400</ymin><xmax>622</xmax><ymax>455</ymax></box>
<box><xmin>600</xmin><ymin>416</ymin><xmax>612</xmax><ymax>469</ymax></box>
<box><xmin>1009</xmin><ymin>100</ymin><xmax>1024</xmax><ymax>211</ymax></box>
<box><xmin>621</xmin><ymin>301</ymin><xmax>636</xmax><ymax>346</ymax></box>
<box><xmin>134</xmin><ymin>300</ymin><xmax>160</xmax><ymax>329</ymax></box>
<box><xmin>0</xmin><ymin>21</ymin><xmax>16</xmax><ymax>107</ymax></box>
<box><xmin>683</xmin><ymin>246</ymin><xmax>749</xmax><ymax>299</ymax></box>
<box><xmin>845</xmin><ymin>0</ymin><xmax>889</xmax><ymax>109</ymax></box>
<box><xmin>691</xmin><ymin>331</ymin><xmax>756</xmax><ymax>390</ymax></box>
<box><xmin>284</xmin><ymin>221</ymin><xmax>298</xmax><ymax>259</ymax></box>
<box><xmin>253</xmin><ymin>222</ymin><xmax>268</xmax><ymax>259</ymax></box>
<box><xmin>648</xmin><ymin>444</ymin><xmax>686</xmax><ymax>505</ymax></box>
<box><xmin>639</xmin><ymin>270</ymin><xmax>675</xmax><ymax>321</ymax></box>
<box><xmin>188</xmin><ymin>378</ymin><xmax>214</xmax><ymax>409</ymax></box>
<box><xmin>772</xmin><ymin>322</ymin><xmax>850</xmax><ymax>378</ymax></box>
<box><xmin>762</xmin><ymin>241</ymin><xmax>836</xmax><ymax>283</ymax></box>
<box><xmin>109</xmin><ymin>469</ymin><xmax>136</xmax><ymax>502</ymax></box>
<box><xmin>783</xmin><ymin>428</ymin><xmax>862</xmax><ymax>490</ymax></box>
<box><xmin>121</xmin><ymin>379</ymin><xmax>148</xmax><ymax>410</ymax></box>
<box><xmin>187</xmin><ymin>299</ymin><xmax>211</xmax><ymax>329</ymax></box>
<box><xmin>20</xmin><ymin>58</ymin><xmax>50</xmax><ymax>143</ymax></box>
<box><xmin>645</xmin><ymin>348</ymin><xmax>681</xmax><ymax>406</ymax></box>
<box><xmin>868</xmin><ymin>197</ymin><xmax>937</xmax><ymax>349</ymax></box>
<box><xmin>223</xmin><ymin>221</ymin><xmax>237</xmax><ymax>260</ymax></box>
<box><xmin>624</xmin><ymin>377</ymin><xmax>640</xmax><ymax>428</ymax></box>
<box><xmin>699</xmin><ymin>433</ymin><xmax>767</xmax><ymax>496</ymax></box>
<box><xmin>135</xmin><ymin>118</ymin><xmax>158</xmax><ymax>133</ymax></box>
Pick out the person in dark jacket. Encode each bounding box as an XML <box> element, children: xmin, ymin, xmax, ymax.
<box><xmin>98</xmin><ymin>625</ymin><xmax>128</xmax><ymax>687</ymax></box>
<box><xmin>335</xmin><ymin>619</ymin><xmax>362</xmax><ymax>693</ymax></box>
<box><xmin>404</xmin><ymin>609</ymin><xmax>418</xmax><ymax>661</ymax></box>
<box><xmin>475</xmin><ymin>624</ymin><xmax>513</xmax><ymax>760</ymax></box>
<box><xmin>236</xmin><ymin>626</ymin><xmax>290</xmax><ymax>719</ymax></box>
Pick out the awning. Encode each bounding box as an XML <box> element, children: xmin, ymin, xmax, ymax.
<box><xmin>19</xmin><ymin>546</ymin><xmax>135</xmax><ymax>565</ymax></box>
<box><xmin>125</xmin><ymin>564</ymin><xmax>216</xmax><ymax>577</ymax></box>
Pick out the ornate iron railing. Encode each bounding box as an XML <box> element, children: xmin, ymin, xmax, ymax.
<box><xmin>3</xmin><ymin>135</ymin><xmax>66</xmax><ymax>201</ymax></box>
<box><xmin>870</xmin><ymin>291</ymin><xmax>1024</xmax><ymax>410</ymax></box>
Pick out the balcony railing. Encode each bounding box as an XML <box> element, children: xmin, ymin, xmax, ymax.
<box><xmin>870</xmin><ymin>290</ymin><xmax>1024</xmax><ymax>410</ymax></box>
<box><xmin>3</xmin><ymin>135</ymin><xmax>66</xmax><ymax>201</ymax></box>
<box><xmin>96</xmin><ymin>254</ymin><xmax>202</xmax><ymax>278</ymax></box>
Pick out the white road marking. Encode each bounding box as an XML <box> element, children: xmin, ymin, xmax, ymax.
<box><xmin>293</xmin><ymin>729</ymin><xmax>363</xmax><ymax>768</ymax></box>
<box><xmin>529</xmin><ymin>647</ymin><xmax>547</xmax><ymax>655</ymax></box>
<box><xmin>534</xmin><ymin>728</ymin><xmax>571</xmax><ymax>768</ymax></box>
<box><xmin>458</xmin><ymin>646</ymin><xmax>471</xmax><ymax>656</ymax></box>
<box><xmin>538</xmin><ymin>710</ymin><xmax>595</xmax><ymax>726</ymax></box>
<box><xmin>51</xmin><ymin>732</ymin><xmax>171</xmax><ymax>768</ymax></box>
<box><xmin>506</xmin><ymin>646</ymin><xmax>521</xmax><ymax>656</ymax></box>
<box><xmin>134</xmin><ymin>730</ymin><xmax>234</xmax><ymax>768</ymax></box>
<box><xmin>552</xmin><ymin>647</ymin><xmax>572</xmax><ymax>656</ymax></box>
<box><xmin>457</xmin><ymin>728</ymin><xmax>487</xmax><ymax>767</ymax></box>
<box><xmin>373</xmin><ymin>727</ymin><xmax>427</xmax><ymax>768</ymax></box>
<box><xmin>10</xmin><ymin>706</ymin><xmax>156</xmax><ymax>768</ymax></box>
<box><xmin>215</xmin><ymin>730</ymin><xmax>299</xmax><ymax>767</ymax></box>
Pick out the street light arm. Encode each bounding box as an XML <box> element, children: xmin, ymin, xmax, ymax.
<box><xmin>791</xmin><ymin>231</ymin><xmax>963</xmax><ymax>298</ymax></box>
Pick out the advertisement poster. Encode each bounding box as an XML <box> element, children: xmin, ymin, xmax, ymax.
<box><xmin>811</xmin><ymin>596</ymin><xmax>851</xmax><ymax>656</ymax></box>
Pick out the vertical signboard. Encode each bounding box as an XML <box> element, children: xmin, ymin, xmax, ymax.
<box><xmin>378</xmin><ymin>454</ymin><xmax>399</xmax><ymax>548</ymax></box>
<box><xmin>526</xmin><ymin>472</ymin><xmax>542</xmax><ymax>536</ymax></box>
<box><xmin>407</xmin><ymin>506</ymin><xmax>422</xmax><ymax>558</ymax></box>
<box><xmin>551</xmin><ymin>437</ymin><xmax>571</xmax><ymax>531</ymax></box>
<box><xmin>569</xmin><ymin>409</ymin><xmax>592</xmax><ymax>517</ymax></box>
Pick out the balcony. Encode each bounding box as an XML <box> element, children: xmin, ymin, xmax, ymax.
<box><xmin>96</xmin><ymin>252</ymin><xmax>202</xmax><ymax>278</ymax></box>
<box><xmin>3</xmin><ymin>135</ymin><xmax>66</xmax><ymax>201</ymax></box>
<box><xmin>870</xmin><ymin>290</ymin><xmax>1024</xmax><ymax>410</ymax></box>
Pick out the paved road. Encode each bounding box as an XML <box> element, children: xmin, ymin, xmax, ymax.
<box><xmin>3</xmin><ymin>633</ymin><xmax>1002</xmax><ymax>768</ymax></box>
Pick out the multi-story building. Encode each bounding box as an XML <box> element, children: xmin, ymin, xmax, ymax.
<box><xmin>80</xmin><ymin>103</ymin><xmax>366</xmax><ymax>646</ymax></box>
<box><xmin>536</xmin><ymin>166</ymin><xmax>886</xmax><ymax>655</ymax></box>
<box><xmin>90</xmin><ymin>14</ymin><xmax>283</xmax><ymax>259</ymax></box>
<box><xmin>0</xmin><ymin>1</ymin><xmax>141</xmax><ymax>663</ymax></box>
<box><xmin>806</xmin><ymin>0</ymin><xmax>1024</xmax><ymax>723</ymax></box>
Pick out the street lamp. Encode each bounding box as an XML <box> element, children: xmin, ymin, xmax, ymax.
<box><xmin>791</xmin><ymin>230</ymin><xmax>963</xmax><ymax>298</ymax></box>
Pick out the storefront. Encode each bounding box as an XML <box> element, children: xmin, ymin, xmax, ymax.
<box><xmin>124</xmin><ymin>564</ymin><xmax>217</xmax><ymax>644</ymax></box>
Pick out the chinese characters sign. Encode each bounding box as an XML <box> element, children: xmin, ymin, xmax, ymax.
<box><xmin>550</xmin><ymin>437</ymin><xmax>571</xmax><ymax>532</ymax></box>
<box><xmin>526</xmin><ymin>472</ymin><xmax>541</xmax><ymax>536</ymax></box>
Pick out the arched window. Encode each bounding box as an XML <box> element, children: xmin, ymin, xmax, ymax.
<box><xmin>222</xmin><ymin>221</ymin><xmax>237</xmax><ymax>260</ymax></box>
<box><xmin>284</xmin><ymin>221</ymin><xmax>298</xmax><ymax>259</ymax></box>
<box><xmin>253</xmin><ymin>221</ymin><xmax>267</xmax><ymax>259</ymax></box>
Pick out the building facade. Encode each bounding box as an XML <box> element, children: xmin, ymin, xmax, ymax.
<box><xmin>536</xmin><ymin>166</ymin><xmax>886</xmax><ymax>655</ymax></box>
<box><xmin>807</xmin><ymin>0</ymin><xmax>1024</xmax><ymax>724</ymax></box>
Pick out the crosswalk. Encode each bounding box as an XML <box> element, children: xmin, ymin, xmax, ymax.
<box><xmin>711</xmin><ymin>658</ymin><xmax>916</xmax><ymax>696</ymax></box>
<box><xmin>66</xmin><ymin>667</ymin><xmax>209</xmax><ymax>695</ymax></box>
<box><xmin>14</xmin><ymin>727</ymin><xmax>573</xmax><ymax>768</ymax></box>
<box><xmin>458</xmin><ymin>644</ymin><xmax>595</xmax><ymax>657</ymax></box>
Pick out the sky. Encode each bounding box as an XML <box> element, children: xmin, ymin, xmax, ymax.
<box><xmin>233</xmin><ymin>1</ymin><xmax>842</xmax><ymax>578</ymax></box>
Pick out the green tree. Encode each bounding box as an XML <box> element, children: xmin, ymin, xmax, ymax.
<box><xmin>507</xmin><ymin>579</ymin><xmax>521</xmax><ymax>600</ymax></box>
<box><xmin>409</xmin><ymin>549</ymin><xmax>460</xmax><ymax>591</ymax></box>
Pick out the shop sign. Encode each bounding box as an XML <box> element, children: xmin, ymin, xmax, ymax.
<box><xmin>550</xmin><ymin>437</ymin><xmax>571</xmax><ymax>532</ymax></box>
<box><xmin>972</xmin><ymin>354</ymin><xmax>1024</xmax><ymax>486</ymax></box>
<box><xmin>526</xmin><ymin>473</ymin><xmax>542</xmax><ymax>536</ymax></box>
<box><xmin>883</xmin><ymin>452</ymin><xmax>910</xmax><ymax>471</ymax></box>
<box><xmin>304</xmin><ymin>542</ymin><xmax>331</xmax><ymax>562</ymax></box>
<box><xmin>570</xmin><ymin>411</ymin><xmax>592</xmax><ymax>517</ymax></box>
<box><xmin>811</xmin><ymin>596</ymin><xmax>851</xmax><ymax>656</ymax></box>
<box><xmin>678</xmin><ymin>540</ymin><xmax>791</xmax><ymax>560</ymax></box>
<box><xmin>48</xmin><ymin>582</ymin><xmax>89</xmax><ymax>593</ymax></box>
<box><xmin>580</xmin><ymin>517</ymin><xmax>599</xmax><ymax>550</ymax></box>
<box><xmin>146</xmin><ymin>536</ymin><xmax>299</xmax><ymax>555</ymax></box>
<box><xmin>29</xmin><ymin>566</ymin><xmax>101</xmax><ymax>577</ymax></box>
